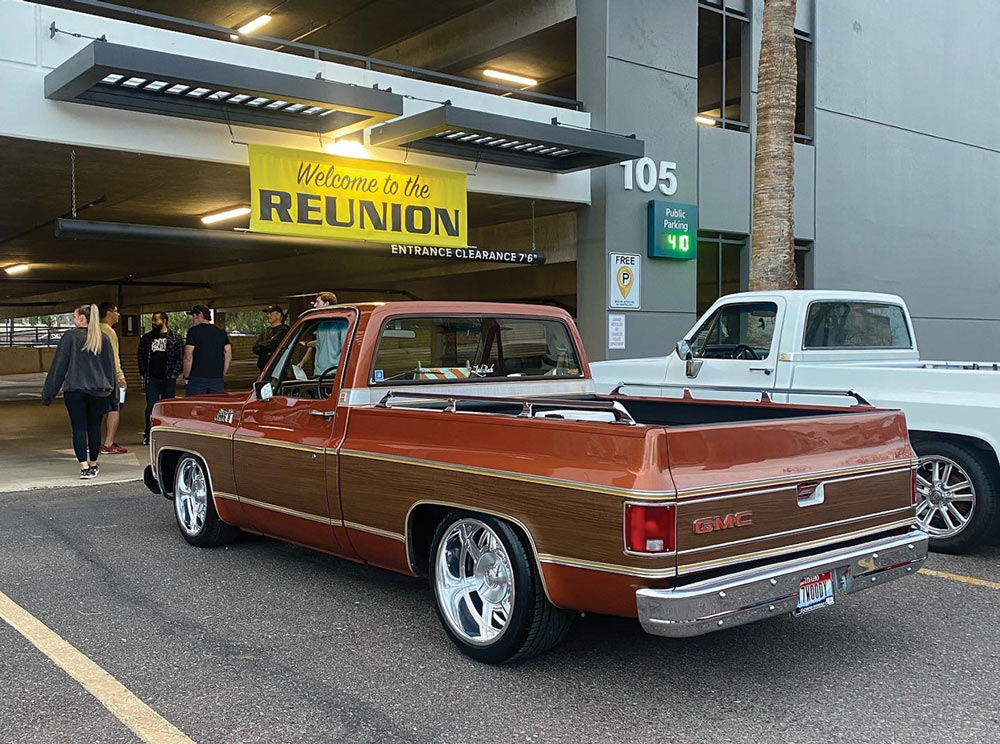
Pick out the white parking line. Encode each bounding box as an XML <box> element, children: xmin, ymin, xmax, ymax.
<box><xmin>0</xmin><ymin>589</ymin><xmax>194</xmax><ymax>744</ymax></box>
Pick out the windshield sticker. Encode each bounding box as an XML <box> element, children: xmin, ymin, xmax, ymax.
<box><xmin>375</xmin><ymin>369</ymin><xmax>385</xmax><ymax>381</ymax></box>
<box><xmin>471</xmin><ymin>364</ymin><xmax>495</xmax><ymax>377</ymax></box>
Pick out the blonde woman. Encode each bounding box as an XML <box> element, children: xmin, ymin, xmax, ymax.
<box><xmin>42</xmin><ymin>304</ymin><xmax>117</xmax><ymax>479</ymax></box>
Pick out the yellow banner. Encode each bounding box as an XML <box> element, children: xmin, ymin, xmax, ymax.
<box><xmin>248</xmin><ymin>144</ymin><xmax>467</xmax><ymax>247</ymax></box>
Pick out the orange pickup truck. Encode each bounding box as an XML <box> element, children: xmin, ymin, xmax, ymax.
<box><xmin>144</xmin><ymin>302</ymin><xmax>928</xmax><ymax>663</ymax></box>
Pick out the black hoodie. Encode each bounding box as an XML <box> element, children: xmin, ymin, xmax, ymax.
<box><xmin>42</xmin><ymin>327</ymin><xmax>116</xmax><ymax>405</ymax></box>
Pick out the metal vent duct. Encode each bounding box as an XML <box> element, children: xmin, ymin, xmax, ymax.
<box><xmin>369</xmin><ymin>105</ymin><xmax>644</xmax><ymax>172</ymax></box>
<box><xmin>44</xmin><ymin>41</ymin><xmax>404</xmax><ymax>136</ymax></box>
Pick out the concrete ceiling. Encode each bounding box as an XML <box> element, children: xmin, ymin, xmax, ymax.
<box><xmin>37</xmin><ymin>0</ymin><xmax>577</xmax><ymax>101</ymax></box>
<box><xmin>0</xmin><ymin>136</ymin><xmax>580</xmax><ymax>312</ymax></box>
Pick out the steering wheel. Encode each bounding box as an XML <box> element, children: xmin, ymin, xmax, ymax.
<box><xmin>317</xmin><ymin>365</ymin><xmax>339</xmax><ymax>398</ymax></box>
<box><xmin>733</xmin><ymin>344</ymin><xmax>759</xmax><ymax>360</ymax></box>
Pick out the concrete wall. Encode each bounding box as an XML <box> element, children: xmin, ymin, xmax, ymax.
<box><xmin>809</xmin><ymin>0</ymin><xmax>1000</xmax><ymax>360</ymax></box>
<box><xmin>0</xmin><ymin>347</ymin><xmax>56</xmax><ymax>374</ymax></box>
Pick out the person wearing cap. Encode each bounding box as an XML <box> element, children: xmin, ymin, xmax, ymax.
<box><xmin>252</xmin><ymin>305</ymin><xmax>290</xmax><ymax>372</ymax></box>
<box><xmin>182</xmin><ymin>305</ymin><xmax>232</xmax><ymax>396</ymax></box>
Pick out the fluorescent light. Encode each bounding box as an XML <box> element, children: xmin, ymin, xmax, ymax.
<box><xmin>201</xmin><ymin>206</ymin><xmax>251</xmax><ymax>224</ymax></box>
<box><xmin>695</xmin><ymin>115</ymin><xmax>718</xmax><ymax>126</ymax></box>
<box><xmin>483</xmin><ymin>69</ymin><xmax>538</xmax><ymax>87</ymax></box>
<box><xmin>4</xmin><ymin>263</ymin><xmax>29</xmax><ymax>275</ymax></box>
<box><xmin>323</xmin><ymin>138</ymin><xmax>369</xmax><ymax>159</ymax></box>
<box><xmin>237</xmin><ymin>14</ymin><xmax>271</xmax><ymax>35</ymax></box>
<box><xmin>230</xmin><ymin>34</ymin><xmax>240</xmax><ymax>41</ymax></box>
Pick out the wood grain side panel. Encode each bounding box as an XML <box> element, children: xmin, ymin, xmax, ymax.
<box><xmin>339</xmin><ymin>454</ymin><xmax>672</xmax><ymax>572</ymax></box>
<box><xmin>233</xmin><ymin>441</ymin><xmax>333</xmax><ymax>518</ymax></box>
<box><xmin>151</xmin><ymin>430</ymin><xmax>236</xmax><ymax>494</ymax></box>
<box><xmin>675</xmin><ymin>470</ymin><xmax>913</xmax><ymax>553</ymax></box>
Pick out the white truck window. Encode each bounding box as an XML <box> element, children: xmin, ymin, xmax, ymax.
<box><xmin>803</xmin><ymin>302</ymin><xmax>912</xmax><ymax>349</ymax></box>
<box><xmin>689</xmin><ymin>302</ymin><xmax>778</xmax><ymax>359</ymax></box>
<box><xmin>370</xmin><ymin>316</ymin><xmax>582</xmax><ymax>383</ymax></box>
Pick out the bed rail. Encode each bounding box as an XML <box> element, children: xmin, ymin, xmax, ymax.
<box><xmin>609</xmin><ymin>381</ymin><xmax>871</xmax><ymax>407</ymax></box>
<box><xmin>374</xmin><ymin>390</ymin><xmax>638</xmax><ymax>425</ymax></box>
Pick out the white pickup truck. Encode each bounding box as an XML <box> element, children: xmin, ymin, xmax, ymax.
<box><xmin>592</xmin><ymin>290</ymin><xmax>1000</xmax><ymax>553</ymax></box>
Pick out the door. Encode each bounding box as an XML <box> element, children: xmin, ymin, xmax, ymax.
<box><xmin>233</xmin><ymin>310</ymin><xmax>355</xmax><ymax>554</ymax></box>
<box><xmin>665</xmin><ymin>298</ymin><xmax>784</xmax><ymax>393</ymax></box>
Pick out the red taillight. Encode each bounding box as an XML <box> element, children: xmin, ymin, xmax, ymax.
<box><xmin>911</xmin><ymin>467</ymin><xmax>918</xmax><ymax>506</ymax></box>
<box><xmin>625</xmin><ymin>503</ymin><xmax>676</xmax><ymax>554</ymax></box>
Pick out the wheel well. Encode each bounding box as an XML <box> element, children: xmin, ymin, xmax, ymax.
<box><xmin>406</xmin><ymin>504</ymin><xmax>539</xmax><ymax>579</ymax></box>
<box><xmin>909</xmin><ymin>431</ymin><xmax>1000</xmax><ymax>476</ymax></box>
<box><xmin>156</xmin><ymin>449</ymin><xmax>201</xmax><ymax>497</ymax></box>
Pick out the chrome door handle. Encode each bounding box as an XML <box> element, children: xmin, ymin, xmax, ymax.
<box><xmin>309</xmin><ymin>410</ymin><xmax>335</xmax><ymax>420</ymax></box>
<box><xmin>749</xmin><ymin>367</ymin><xmax>773</xmax><ymax>375</ymax></box>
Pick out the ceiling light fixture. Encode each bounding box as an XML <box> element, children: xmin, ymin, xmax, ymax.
<box><xmin>483</xmin><ymin>69</ymin><xmax>538</xmax><ymax>87</ymax></box>
<box><xmin>201</xmin><ymin>206</ymin><xmax>251</xmax><ymax>224</ymax></box>
<box><xmin>323</xmin><ymin>138</ymin><xmax>369</xmax><ymax>159</ymax></box>
<box><xmin>230</xmin><ymin>34</ymin><xmax>240</xmax><ymax>41</ymax></box>
<box><xmin>4</xmin><ymin>263</ymin><xmax>29</xmax><ymax>275</ymax></box>
<box><xmin>695</xmin><ymin>115</ymin><xmax>718</xmax><ymax>126</ymax></box>
<box><xmin>237</xmin><ymin>14</ymin><xmax>272</xmax><ymax>35</ymax></box>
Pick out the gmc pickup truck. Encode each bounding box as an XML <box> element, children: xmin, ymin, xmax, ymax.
<box><xmin>145</xmin><ymin>301</ymin><xmax>928</xmax><ymax>663</ymax></box>
<box><xmin>592</xmin><ymin>290</ymin><xmax>1000</xmax><ymax>553</ymax></box>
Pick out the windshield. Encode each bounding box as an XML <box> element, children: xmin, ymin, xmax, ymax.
<box><xmin>689</xmin><ymin>302</ymin><xmax>778</xmax><ymax>359</ymax></box>
<box><xmin>370</xmin><ymin>315</ymin><xmax>582</xmax><ymax>384</ymax></box>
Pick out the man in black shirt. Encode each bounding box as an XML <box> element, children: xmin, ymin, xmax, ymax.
<box><xmin>138</xmin><ymin>312</ymin><xmax>184</xmax><ymax>444</ymax></box>
<box><xmin>183</xmin><ymin>305</ymin><xmax>232</xmax><ymax>396</ymax></box>
<box><xmin>252</xmin><ymin>305</ymin><xmax>290</xmax><ymax>372</ymax></box>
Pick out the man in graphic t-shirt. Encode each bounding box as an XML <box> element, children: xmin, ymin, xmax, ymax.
<box><xmin>183</xmin><ymin>305</ymin><xmax>232</xmax><ymax>396</ymax></box>
<box><xmin>137</xmin><ymin>312</ymin><xmax>184</xmax><ymax>444</ymax></box>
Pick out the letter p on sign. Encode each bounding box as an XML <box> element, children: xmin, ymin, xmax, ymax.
<box><xmin>609</xmin><ymin>253</ymin><xmax>641</xmax><ymax>309</ymax></box>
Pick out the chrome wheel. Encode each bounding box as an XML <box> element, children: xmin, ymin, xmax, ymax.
<box><xmin>435</xmin><ymin>518</ymin><xmax>515</xmax><ymax>646</ymax></box>
<box><xmin>174</xmin><ymin>457</ymin><xmax>208</xmax><ymax>537</ymax></box>
<box><xmin>915</xmin><ymin>455</ymin><xmax>975</xmax><ymax>538</ymax></box>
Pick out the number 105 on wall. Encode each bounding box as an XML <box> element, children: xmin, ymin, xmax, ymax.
<box><xmin>648</xmin><ymin>200</ymin><xmax>698</xmax><ymax>260</ymax></box>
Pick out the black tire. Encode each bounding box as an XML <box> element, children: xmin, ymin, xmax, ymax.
<box><xmin>172</xmin><ymin>454</ymin><xmax>239</xmax><ymax>548</ymax></box>
<box><xmin>913</xmin><ymin>439</ymin><xmax>1000</xmax><ymax>554</ymax></box>
<box><xmin>429</xmin><ymin>511</ymin><xmax>574</xmax><ymax>664</ymax></box>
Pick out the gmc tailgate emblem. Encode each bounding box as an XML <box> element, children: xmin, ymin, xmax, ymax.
<box><xmin>693</xmin><ymin>511</ymin><xmax>754</xmax><ymax>534</ymax></box>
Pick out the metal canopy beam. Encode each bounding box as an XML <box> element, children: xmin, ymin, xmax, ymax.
<box><xmin>53</xmin><ymin>219</ymin><xmax>546</xmax><ymax>265</ymax></box>
<box><xmin>44</xmin><ymin>41</ymin><xmax>404</xmax><ymax>137</ymax></box>
<box><xmin>369</xmin><ymin>105</ymin><xmax>644</xmax><ymax>172</ymax></box>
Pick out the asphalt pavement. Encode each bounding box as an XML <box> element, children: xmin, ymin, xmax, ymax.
<box><xmin>2</xmin><ymin>482</ymin><xmax>999</xmax><ymax>744</ymax></box>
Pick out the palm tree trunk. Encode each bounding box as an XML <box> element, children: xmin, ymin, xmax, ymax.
<box><xmin>750</xmin><ymin>0</ymin><xmax>798</xmax><ymax>290</ymax></box>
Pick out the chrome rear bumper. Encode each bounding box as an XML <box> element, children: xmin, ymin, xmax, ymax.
<box><xmin>637</xmin><ymin>529</ymin><xmax>929</xmax><ymax>638</ymax></box>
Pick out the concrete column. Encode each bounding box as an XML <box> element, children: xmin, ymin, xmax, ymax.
<box><xmin>576</xmin><ymin>0</ymin><xmax>701</xmax><ymax>360</ymax></box>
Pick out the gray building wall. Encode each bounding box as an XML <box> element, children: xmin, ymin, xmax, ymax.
<box><xmin>810</xmin><ymin>0</ymin><xmax>1000</xmax><ymax>360</ymax></box>
<box><xmin>577</xmin><ymin>0</ymin><xmax>998</xmax><ymax>361</ymax></box>
<box><xmin>576</xmin><ymin>0</ymin><xmax>700</xmax><ymax>361</ymax></box>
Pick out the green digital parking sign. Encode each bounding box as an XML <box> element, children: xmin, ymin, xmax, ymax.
<box><xmin>648</xmin><ymin>200</ymin><xmax>697</xmax><ymax>259</ymax></box>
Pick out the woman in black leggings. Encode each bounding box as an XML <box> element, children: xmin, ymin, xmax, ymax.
<box><xmin>42</xmin><ymin>304</ymin><xmax>116</xmax><ymax>479</ymax></box>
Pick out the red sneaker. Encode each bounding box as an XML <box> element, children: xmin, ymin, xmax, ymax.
<box><xmin>100</xmin><ymin>445</ymin><xmax>114</xmax><ymax>454</ymax></box>
<box><xmin>104</xmin><ymin>443</ymin><xmax>129</xmax><ymax>454</ymax></box>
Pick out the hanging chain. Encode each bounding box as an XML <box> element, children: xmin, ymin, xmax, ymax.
<box><xmin>531</xmin><ymin>199</ymin><xmax>536</xmax><ymax>252</ymax></box>
<box><xmin>70</xmin><ymin>149</ymin><xmax>77</xmax><ymax>218</ymax></box>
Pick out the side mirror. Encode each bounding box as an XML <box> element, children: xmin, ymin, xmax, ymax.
<box><xmin>676</xmin><ymin>339</ymin><xmax>702</xmax><ymax>379</ymax></box>
<box><xmin>253</xmin><ymin>380</ymin><xmax>274</xmax><ymax>401</ymax></box>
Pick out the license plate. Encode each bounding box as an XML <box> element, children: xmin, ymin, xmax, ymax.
<box><xmin>794</xmin><ymin>571</ymin><xmax>834</xmax><ymax>616</ymax></box>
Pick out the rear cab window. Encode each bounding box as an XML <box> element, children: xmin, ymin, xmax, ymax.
<box><xmin>803</xmin><ymin>302</ymin><xmax>912</xmax><ymax>349</ymax></box>
<box><xmin>690</xmin><ymin>302</ymin><xmax>779</xmax><ymax>359</ymax></box>
<box><xmin>369</xmin><ymin>315</ymin><xmax>582</xmax><ymax>384</ymax></box>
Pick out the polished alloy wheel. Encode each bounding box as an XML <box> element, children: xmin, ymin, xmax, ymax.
<box><xmin>435</xmin><ymin>518</ymin><xmax>515</xmax><ymax>646</ymax></box>
<box><xmin>175</xmin><ymin>458</ymin><xmax>208</xmax><ymax>537</ymax></box>
<box><xmin>915</xmin><ymin>455</ymin><xmax>975</xmax><ymax>537</ymax></box>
